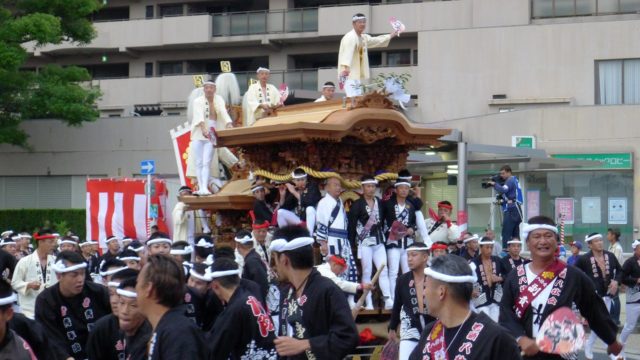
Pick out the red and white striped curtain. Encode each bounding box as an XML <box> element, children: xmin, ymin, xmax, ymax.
<box><xmin>86</xmin><ymin>178</ymin><xmax>169</xmax><ymax>251</ymax></box>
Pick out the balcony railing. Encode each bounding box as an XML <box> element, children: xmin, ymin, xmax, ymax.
<box><xmin>207</xmin><ymin>69</ymin><xmax>318</xmax><ymax>94</ymax></box>
<box><xmin>212</xmin><ymin>8</ymin><xmax>318</xmax><ymax>36</ymax></box>
<box><xmin>532</xmin><ymin>0</ymin><xmax>640</xmax><ymax>19</ymax></box>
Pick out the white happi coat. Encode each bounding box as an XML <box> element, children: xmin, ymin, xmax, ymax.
<box><xmin>316</xmin><ymin>194</ymin><xmax>358</xmax><ymax>282</ymax></box>
<box><xmin>338</xmin><ymin>29</ymin><xmax>391</xmax><ymax>81</ymax></box>
<box><xmin>426</xmin><ymin>218</ymin><xmax>461</xmax><ymax>244</ymax></box>
<box><xmin>172</xmin><ymin>201</ymin><xmax>194</xmax><ymax>244</ymax></box>
<box><xmin>186</xmin><ymin>94</ymin><xmax>237</xmax><ymax>179</ymax></box>
<box><xmin>11</xmin><ymin>252</ymin><xmax>57</xmax><ymax>318</ymax></box>
<box><xmin>244</xmin><ymin>82</ymin><xmax>281</xmax><ymax>127</ymax></box>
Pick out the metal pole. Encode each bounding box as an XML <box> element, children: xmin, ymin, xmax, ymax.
<box><xmin>457</xmin><ymin>141</ymin><xmax>468</xmax><ymax>234</ymax></box>
<box><xmin>146</xmin><ymin>174</ymin><xmax>151</xmax><ymax>237</ymax></box>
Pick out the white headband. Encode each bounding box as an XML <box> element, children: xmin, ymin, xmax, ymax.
<box><xmin>130</xmin><ymin>245</ymin><xmax>144</xmax><ymax>253</ymax></box>
<box><xmin>106</xmin><ymin>236</ymin><xmax>119</xmax><ymax>243</ymax></box>
<box><xmin>256</xmin><ymin>67</ymin><xmax>270</xmax><ymax>73</ymax></box>
<box><xmin>0</xmin><ymin>231</ymin><xmax>12</xmax><ymax>238</ymax></box>
<box><xmin>170</xmin><ymin>246</ymin><xmax>193</xmax><ymax>255</ymax></box>
<box><xmin>352</xmin><ymin>15</ymin><xmax>366</xmax><ymax>21</ymax></box>
<box><xmin>19</xmin><ymin>234</ymin><xmax>31</xmax><ymax>239</ymax></box>
<box><xmin>118</xmin><ymin>256</ymin><xmax>140</xmax><ymax>262</ymax></box>
<box><xmin>463</xmin><ymin>234</ymin><xmax>479</xmax><ymax>243</ymax></box>
<box><xmin>269</xmin><ymin>239</ymin><xmax>287</xmax><ymax>253</ymax></box>
<box><xmin>1</xmin><ymin>240</ymin><xmax>16</xmax><ymax>246</ymax></box>
<box><xmin>107</xmin><ymin>281</ymin><xmax>121</xmax><ymax>288</ymax></box>
<box><xmin>585</xmin><ymin>233</ymin><xmax>603</xmax><ymax>243</ymax></box>
<box><xmin>189</xmin><ymin>269</ymin><xmax>210</xmax><ymax>282</ymax></box>
<box><xmin>0</xmin><ymin>293</ymin><xmax>17</xmax><ymax>306</ymax></box>
<box><xmin>282</xmin><ymin>237</ymin><xmax>315</xmax><ymax>251</ymax></box>
<box><xmin>424</xmin><ymin>267</ymin><xmax>476</xmax><ymax>283</ymax></box>
<box><xmin>116</xmin><ymin>289</ymin><xmax>137</xmax><ymax>298</ymax></box>
<box><xmin>80</xmin><ymin>240</ymin><xmax>97</xmax><ymax>247</ymax></box>
<box><xmin>291</xmin><ymin>171</ymin><xmax>307</xmax><ymax>179</ymax></box>
<box><xmin>146</xmin><ymin>238</ymin><xmax>172</xmax><ymax>246</ymax></box>
<box><xmin>52</xmin><ymin>260</ymin><xmax>87</xmax><ymax>273</ymax></box>
<box><xmin>203</xmin><ymin>254</ymin><xmax>214</xmax><ymax>266</ymax></box>
<box><xmin>406</xmin><ymin>245</ymin><xmax>430</xmax><ymax>252</ymax></box>
<box><xmin>206</xmin><ymin>268</ymin><xmax>241</xmax><ymax>280</ymax></box>
<box><xmin>11</xmin><ymin>235</ymin><xmax>20</xmax><ymax>241</ymax></box>
<box><xmin>522</xmin><ymin>224</ymin><xmax>558</xmax><ymax>240</ymax></box>
<box><xmin>203</xmin><ymin>81</ymin><xmax>216</xmax><ymax>87</ymax></box>
<box><xmin>632</xmin><ymin>240</ymin><xmax>640</xmax><ymax>249</ymax></box>
<box><xmin>234</xmin><ymin>235</ymin><xmax>254</xmax><ymax>244</ymax></box>
<box><xmin>100</xmin><ymin>266</ymin><xmax>128</xmax><ymax>277</ymax></box>
<box><xmin>507</xmin><ymin>239</ymin><xmax>522</xmax><ymax>245</ymax></box>
<box><xmin>195</xmin><ymin>238</ymin><xmax>214</xmax><ymax>248</ymax></box>
<box><xmin>478</xmin><ymin>239</ymin><xmax>495</xmax><ymax>246</ymax></box>
<box><xmin>251</xmin><ymin>185</ymin><xmax>264</xmax><ymax>193</ymax></box>
<box><xmin>58</xmin><ymin>239</ymin><xmax>77</xmax><ymax>246</ymax></box>
<box><xmin>322</xmin><ymin>84</ymin><xmax>335</xmax><ymax>89</ymax></box>
<box><xmin>394</xmin><ymin>181</ymin><xmax>411</xmax><ymax>187</ymax></box>
<box><xmin>361</xmin><ymin>179</ymin><xmax>378</xmax><ymax>185</ymax></box>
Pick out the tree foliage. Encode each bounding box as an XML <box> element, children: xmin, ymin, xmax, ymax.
<box><xmin>0</xmin><ymin>0</ymin><xmax>102</xmax><ymax>147</ymax></box>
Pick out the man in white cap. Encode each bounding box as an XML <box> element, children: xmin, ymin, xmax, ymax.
<box><xmin>338</xmin><ymin>13</ymin><xmax>398</xmax><ymax>96</ymax></box>
<box><xmin>388</xmin><ymin>242</ymin><xmax>434</xmax><ymax>360</ymax></box>
<box><xmin>0</xmin><ymin>237</ymin><xmax>17</xmax><ymax>281</ymax></box>
<box><xmin>500</xmin><ymin>216</ymin><xmax>623</xmax><ymax>359</ymax></box>
<box><xmin>145</xmin><ymin>233</ymin><xmax>172</xmax><ymax>256</ymax></box>
<box><xmin>620</xmin><ymin>239</ymin><xmax>640</xmax><ymax>356</ymax></box>
<box><xmin>501</xmin><ymin>237</ymin><xmax>529</xmax><ymax>273</ymax></box>
<box><xmin>99</xmin><ymin>235</ymin><xmax>121</xmax><ymax>265</ymax></box>
<box><xmin>574</xmin><ymin>232</ymin><xmax>623</xmax><ymax>359</ymax></box>
<box><xmin>12</xmin><ymin>229</ymin><xmax>58</xmax><ymax>319</ymax></box>
<box><xmin>190</xmin><ymin>80</ymin><xmax>234</xmax><ymax>196</ymax></box>
<box><xmin>471</xmin><ymin>236</ymin><xmax>507</xmax><ymax>322</ymax></box>
<box><xmin>15</xmin><ymin>233</ymin><xmax>32</xmax><ymax>259</ymax></box>
<box><xmin>278</xmin><ymin>167</ymin><xmax>322</xmax><ymax>236</ymax></box>
<box><xmin>244</xmin><ymin>67</ymin><xmax>281</xmax><ymax>126</ymax></box>
<box><xmin>35</xmin><ymin>251</ymin><xmax>111</xmax><ymax>360</ymax></box>
<box><xmin>409</xmin><ymin>254</ymin><xmax>520</xmax><ymax>359</ymax></box>
<box><xmin>314</xmin><ymin>81</ymin><xmax>336</xmax><ymax>102</ymax></box>
<box><xmin>235</xmin><ymin>230</ymin><xmax>269</xmax><ymax>301</ymax></box>
<box><xmin>459</xmin><ymin>233</ymin><xmax>479</xmax><ymax>262</ymax></box>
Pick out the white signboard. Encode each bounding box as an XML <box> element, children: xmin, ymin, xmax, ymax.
<box><xmin>608</xmin><ymin>197</ymin><xmax>627</xmax><ymax>225</ymax></box>
<box><xmin>581</xmin><ymin>197</ymin><xmax>601</xmax><ymax>224</ymax></box>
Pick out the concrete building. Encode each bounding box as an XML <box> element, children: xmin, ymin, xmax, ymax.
<box><xmin>4</xmin><ymin>0</ymin><xmax>640</xmax><ymax>248</ymax></box>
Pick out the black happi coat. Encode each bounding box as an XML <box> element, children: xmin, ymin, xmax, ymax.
<box><xmin>347</xmin><ymin>196</ymin><xmax>385</xmax><ymax>246</ymax></box>
<box><xmin>389</xmin><ymin>272</ymin><xmax>435</xmax><ymax>341</ymax></box>
<box><xmin>35</xmin><ymin>281</ymin><xmax>111</xmax><ymax>360</ymax></box>
<box><xmin>86</xmin><ymin>314</ymin><xmax>150</xmax><ymax>360</ymax></box>
<box><xmin>253</xmin><ymin>199</ymin><xmax>274</xmax><ymax>224</ymax></box>
<box><xmin>500</xmin><ymin>264</ymin><xmax>617</xmax><ymax>360</ymax></box>
<box><xmin>208</xmin><ymin>286</ymin><xmax>277</xmax><ymax>359</ymax></box>
<box><xmin>183</xmin><ymin>286</ymin><xmax>206</xmax><ymax>329</ymax></box>
<box><xmin>278</xmin><ymin>269</ymin><xmax>358</xmax><ymax>360</ymax></box>
<box><xmin>147</xmin><ymin>307</ymin><xmax>207</xmax><ymax>360</ymax></box>
<box><xmin>409</xmin><ymin>312</ymin><xmax>521</xmax><ymax>360</ymax></box>
<box><xmin>574</xmin><ymin>250</ymin><xmax>623</xmax><ymax>297</ymax></box>
<box><xmin>0</xmin><ymin>329</ymin><xmax>36</xmax><ymax>360</ymax></box>
<box><xmin>242</xmin><ymin>249</ymin><xmax>270</xmax><ymax>301</ymax></box>
<box><xmin>471</xmin><ymin>255</ymin><xmax>508</xmax><ymax>307</ymax></box>
<box><xmin>10</xmin><ymin>312</ymin><xmax>49</xmax><ymax>360</ymax></box>
<box><xmin>280</xmin><ymin>181</ymin><xmax>322</xmax><ymax>220</ymax></box>
<box><xmin>382</xmin><ymin>197</ymin><xmax>417</xmax><ymax>249</ymax></box>
<box><xmin>622</xmin><ymin>254</ymin><xmax>640</xmax><ymax>304</ymax></box>
<box><xmin>501</xmin><ymin>255</ymin><xmax>530</xmax><ymax>274</ymax></box>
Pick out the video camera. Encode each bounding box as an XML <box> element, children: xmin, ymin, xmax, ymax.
<box><xmin>481</xmin><ymin>174</ymin><xmax>504</xmax><ymax>189</ymax></box>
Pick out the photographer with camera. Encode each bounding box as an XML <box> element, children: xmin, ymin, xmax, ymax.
<box><xmin>486</xmin><ymin>165</ymin><xmax>523</xmax><ymax>249</ymax></box>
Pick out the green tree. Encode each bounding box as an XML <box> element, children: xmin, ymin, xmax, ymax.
<box><xmin>0</xmin><ymin>0</ymin><xmax>102</xmax><ymax>147</ymax></box>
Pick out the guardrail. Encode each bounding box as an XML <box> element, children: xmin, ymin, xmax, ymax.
<box><xmin>212</xmin><ymin>8</ymin><xmax>318</xmax><ymax>36</ymax></box>
<box><xmin>532</xmin><ymin>0</ymin><xmax>640</xmax><ymax>18</ymax></box>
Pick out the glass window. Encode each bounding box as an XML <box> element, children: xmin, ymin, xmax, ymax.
<box><xmin>92</xmin><ymin>6</ymin><xmax>129</xmax><ymax>21</ymax></box>
<box><xmin>369</xmin><ymin>51</ymin><xmax>382</xmax><ymax>67</ymax></box>
<box><xmin>145</xmin><ymin>62</ymin><xmax>153</xmax><ymax>77</ymax></box>
<box><xmin>160</xmin><ymin>4</ymin><xmax>183</xmax><ymax>17</ymax></box>
<box><xmin>145</xmin><ymin>5</ymin><xmax>154</xmax><ymax>19</ymax></box>
<box><xmin>596</xmin><ymin>59</ymin><xmax>640</xmax><ymax>105</ymax></box>
<box><xmin>158</xmin><ymin>61</ymin><xmax>183</xmax><ymax>75</ymax></box>
<box><xmin>387</xmin><ymin>50</ymin><xmax>411</xmax><ymax>66</ymax></box>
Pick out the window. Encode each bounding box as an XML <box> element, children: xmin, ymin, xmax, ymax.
<box><xmin>145</xmin><ymin>62</ymin><xmax>153</xmax><ymax>77</ymax></box>
<box><xmin>145</xmin><ymin>5</ymin><xmax>154</xmax><ymax>19</ymax></box>
<box><xmin>160</xmin><ymin>4</ymin><xmax>184</xmax><ymax>17</ymax></box>
<box><xmin>158</xmin><ymin>61</ymin><xmax>183</xmax><ymax>76</ymax></box>
<box><xmin>92</xmin><ymin>6</ymin><xmax>129</xmax><ymax>21</ymax></box>
<box><xmin>79</xmin><ymin>63</ymin><xmax>129</xmax><ymax>79</ymax></box>
<box><xmin>387</xmin><ymin>50</ymin><xmax>411</xmax><ymax>66</ymax></box>
<box><xmin>369</xmin><ymin>51</ymin><xmax>382</xmax><ymax>67</ymax></box>
<box><xmin>596</xmin><ymin>59</ymin><xmax>640</xmax><ymax>105</ymax></box>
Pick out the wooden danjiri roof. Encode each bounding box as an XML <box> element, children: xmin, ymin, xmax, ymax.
<box><xmin>181</xmin><ymin>95</ymin><xmax>452</xmax><ymax>211</ymax></box>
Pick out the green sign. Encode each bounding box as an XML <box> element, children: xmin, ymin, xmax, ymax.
<box><xmin>512</xmin><ymin>136</ymin><xmax>535</xmax><ymax>149</ymax></box>
<box><xmin>552</xmin><ymin>153</ymin><xmax>633</xmax><ymax>170</ymax></box>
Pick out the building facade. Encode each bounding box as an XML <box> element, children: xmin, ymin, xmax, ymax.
<box><xmin>4</xmin><ymin>0</ymin><xmax>640</xmax><ymax>247</ymax></box>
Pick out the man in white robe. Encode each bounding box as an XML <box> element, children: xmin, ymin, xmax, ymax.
<box><xmin>11</xmin><ymin>231</ymin><xmax>58</xmax><ymax>318</ymax></box>
<box><xmin>316</xmin><ymin>177</ymin><xmax>357</xmax><ymax>306</ymax></box>
<box><xmin>338</xmin><ymin>13</ymin><xmax>398</xmax><ymax>95</ymax></box>
<box><xmin>244</xmin><ymin>67</ymin><xmax>281</xmax><ymax>127</ymax></box>
<box><xmin>188</xmin><ymin>81</ymin><xmax>234</xmax><ymax>195</ymax></box>
<box><xmin>172</xmin><ymin>185</ymin><xmax>195</xmax><ymax>245</ymax></box>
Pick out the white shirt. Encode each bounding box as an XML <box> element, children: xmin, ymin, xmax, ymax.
<box><xmin>525</xmin><ymin>263</ymin><xmax>556</xmax><ymax>337</ymax></box>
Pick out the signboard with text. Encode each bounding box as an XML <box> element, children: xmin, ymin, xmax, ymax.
<box><xmin>554</xmin><ymin>197</ymin><xmax>575</xmax><ymax>224</ymax></box>
<box><xmin>551</xmin><ymin>153</ymin><xmax>632</xmax><ymax>170</ymax></box>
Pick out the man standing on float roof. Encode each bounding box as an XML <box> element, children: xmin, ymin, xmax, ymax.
<box><xmin>245</xmin><ymin>67</ymin><xmax>281</xmax><ymax>127</ymax></box>
<box><xmin>338</xmin><ymin>13</ymin><xmax>398</xmax><ymax>93</ymax></box>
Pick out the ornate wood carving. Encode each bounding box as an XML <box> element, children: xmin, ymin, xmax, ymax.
<box><xmin>352</xmin><ymin>125</ymin><xmax>395</xmax><ymax>144</ymax></box>
<box><xmin>352</xmin><ymin>91</ymin><xmax>395</xmax><ymax>110</ymax></box>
